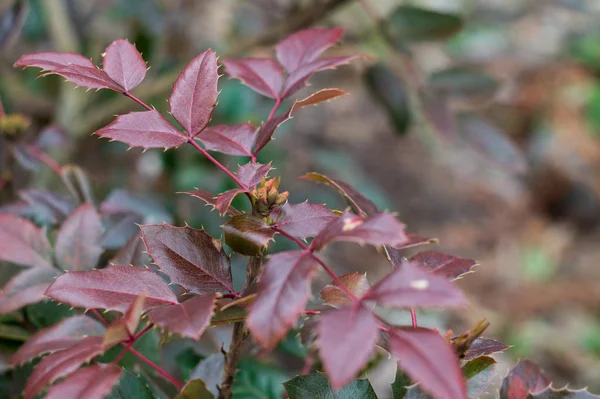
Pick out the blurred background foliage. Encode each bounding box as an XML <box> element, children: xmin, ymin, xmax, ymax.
<box><xmin>2</xmin><ymin>0</ymin><xmax>600</xmax><ymax>397</ymax></box>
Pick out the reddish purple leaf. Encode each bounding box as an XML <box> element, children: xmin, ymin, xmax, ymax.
<box><xmin>363</xmin><ymin>261</ymin><xmax>465</xmax><ymax>308</ymax></box>
<box><xmin>23</xmin><ymin>336</ymin><xmax>108</xmax><ymax>399</ymax></box>
<box><xmin>500</xmin><ymin>360</ymin><xmax>551</xmax><ymax>399</ymax></box>
<box><xmin>169</xmin><ymin>49</ymin><xmax>218</xmax><ymax>136</ymax></box>
<box><xmin>273</xmin><ymin>202</ymin><xmax>337</xmax><ymax>238</ymax></box>
<box><xmin>396</xmin><ymin>232</ymin><xmax>439</xmax><ymax>249</ymax></box>
<box><xmin>55</xmin><ymin>204</ymin><xmax>104</xmax><ymax>271</ymax></box>
<box><xmin>409</xmin><ymin>251</ymin><xmax>477</xmax><ymax>280</ymax></box>
<box><xmin>147</xmin><ymin>294</ymin><xmax>215</xmax><ymax>339</ymax></box>
<box><xmin>292</xmin><ymin>88</ymin><xmax>348</xmax><ymax>110</ymax></box>
<box><xmin>11</xmin><ymin>315</ymin><xmax>105</xmax><ymax>366</ymax></box>
<box><xmin>14</xmin><ymin>52</ymin><xmax>95</xmax><ymax>71</ymax></box>
<box><xmin>198</xmin><ymin>123</ymin><xmax>256</xmax><ymax>157</ymax></box>
<box><xmin>463</xmin><ymin>338</ymin><xmax>510</xmax><ymax>361</ymax></box>
<box><xmin>19</xmin><ymin>189</ymin><xmax>74</xmax><ymax>224</ymax></box>
<box><xmin>103</xmin><ymin>294</ymin><xmax>145</xmax><ymax>346</ymax></box>
<box><xmin>253</xmin><ymin>109</ymin><xmax>292</xmax><ymax>154</ymax></box>
<box><xmin>215</xmin><ymin>188</ymin><xmax>246</xmax><ymax>215</ymax></box>
<box><xmin>183</xmin><ymin>189</ymin><xmax>242</xmax><ymax>216</ymax></box>
<box><xmin>236</xmin><ymin>163</ymin><xmax>272</xmax><ymax>188</ymax></box>
<box><xmin>223</xmin><ymin>215</ymin><xmax>276</xmax><ymax>256</ymax></box>
<box><xmin>300</xmin><ymin>172</ymin><xmax>378</xmax><ymax>216</ymax></box>
<box><xmin>223</xmin><ymin>58</ymin><xmax>283</xmax><ymax>99</ymax></box>
<box><xmin>311</xmin><ymin>211</ymin><xmax>409</xmax><ymax>251</ymax></box>
<box><xmin>320</xmin><ymin>272</ymin><xmax>370</xmax><ymax>307</ymax></box>
<box><xmin>281</xmin><ymin>56</ymin><xmax>360</xmax><ymax>99</ymax></box>
<box><xmin>44</xmin><ymin>364</ymin><xmax>121</xmax><ymax>399</ymax></box>
<box><xmin>247</xmin><ymin>251</ymin><xmax>317</xmax><ymax>348</ymax></box>
<box><xmin>109</xmin><ymin>233</ymin><xmax>148</xmax><ymax>267</ymax></box>
<box><xmin>95</xmin><ymin>110</ymin><xmax>187</xmax><ymax>150</ymax></box>
<box><xmin>0</xmin><ymin>214</ymin><xmax>52</xmax><ymax>268</ymax></box>
<box><xmin>102</xmin><ymin>39</ymin><xmax>147</xmax><ymax>92</ymax></box>
<box><xmin>388</xmin><ymin>327</ymin><xmax>467</xmax><ymax>399</ymax></box>
<box><xmin>141</xmin><ymin>224</ymin><xmax>233</xmax><ymax>294</ymax></box>
<box><xmin>529</xmin><ymin>386</ymin><xmax>600</xmax><ymax>399</ymax></box>
<box><xmin>275</xmin><ymin>27</ymin><xmax>344</xmax><ymax>73</ymax></box>
<box><xmin>317</xmin><ymin>305</ymin><xmax>378</xmax><ymax>389</ymax></box>
<box><xmin>0</xmin><ymin>267</ymin><xmax>61</xmax><ymax>315</ymax></box>
<box><xmin>43</xmin><ymin>64</ymin><xmax>122</xmax><ymax>91</ymax></box>
<box><xmin>45</xmin><ymin>265</ymin><xmax>178</xmax><ymax>313</ymax></box>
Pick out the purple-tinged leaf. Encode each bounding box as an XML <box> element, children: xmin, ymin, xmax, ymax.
<box><xmin>247</xmin><ymin>251</ymin><xmax>317</xmax><ymax>348</ymax></box>
<box><xmin>500</xmin><ymin>360</ymin><xmax>551</xmax><ymax>399</ymax></box>
<box><xmin>169</xmin><ymin>49</ymin><xmax>218</xmax><ymax>136</ymax></box>
<box><xmin>388</xmin><ymin>327</ymin><xmax>467</xmax><ymax>399</ymax></box>
<box><xmin>0</xmin><ymin>267</ymin><xmax>61</xmax><ymax>315</ymax></box>
<box><xmin>223</xmin><ymin>215</ymin><xmax>276</xmax><ymax>256</ymax></box>
<box><xmin>463</xmin><ymin>356</ymin><xmax>496</xmax><ymax>399</ymax></box>
<box><xmin>409</xmin><ymin>251</ymin><xmax>477</xmax><ymax>280</ymax></box>
<box><xmin>102</xmin><ymin>39</ymin><xmax>147</xmax><ymax>92</ymax></box>
<box><xmin>44</xmin><ymin>364</ymin><xmax>122</xmax><ymax>399</ymax></box>
<box><xmin>190</xmin><ymin>353</ymin><xmax>224</xmax><ymax>397</ymax></box>
<box><xmin>100</xmin><ymin>189</ymin><xmax>171</xmax><ymax>223</ymax></box>
<box><xmin>14</xmin><ymin>52</ymin><xmax>95</xmax><ymax>71</ymax></box>
<box><xmin>281</xmin><ymin>56</ymin><xmax>360</xmax><ymax>99</ymax></box>
<box><xmin>198</xmin><ymin>123</ymin><xmax>256</xmax><ymax>157</ymax></box>
<box><xmin>300</xmin><ymin>172</ymin><xmax>378</xmax><ymax>216</ymax></box>
<box><xmin>183</xmin><ymin>189</ymin><xmax>242</xmax><ymax>216</ymax></box>
<box><xmin>45</xmin><ymin>265</ymin><xmax>178</xmax><ymax>313</ymax></box>
<box><xmin>43</xmin><ymin>64</ymin><xmax>122</xmax><ymax>91</ymax></box>
<box><xmin>95</xmin><ymin>110</ymin><xmax>187</xmax><ymax>150</ymax></box>
<box><xmin>11</xmin><ymin>315</ymin><xmax>105</xmax><ymax>366</ymax></box>
<box><xmin>147</xmin><ymin>294</ymin><xmax>215</xmax><ymax>339</ymax></box>
<box><xmin>273</xmin><ymin>202</ymin><xmax>337</xmax><ymax>238</ymax></box>
<box><xmin>215</xmin><ymin>189</ymin><xmax>246</xmax><ymax>216</ymax></box>
<box><xmin>176</xmin><ymin>379</ymin><xmax>214</xmax><ymax>399</ymax></box>
<box><xmin>55</xmin><ymin>204</ymin><xmax>104</xmax><ymax>271</ymax></box>
<box><xmin>23</xmin><ymin>336</ymin><xmax>109</xmax><ymax>399</ymax></box>
<box><xmin>317</xmin><ymin>305</ymin><xmax>378</xmax><ymax>389</ymax></box>
<box><xmin>0</xmin><ymin>214</ymin><xmax>52</xmax><ymax>268</ymax></box>
<box><xmin>320</xmin><ymin>272</ymin><xmax>370</xmax><ymax>307</ymax></box>
<box><xmin>396</xmin><ymin>232</ymin><xmax>439</xmax><ymax>249</ymax></box>
<box><xmin>363</xmin><ymin>261</ymin><xmax>465</xmax><ymax>308</ymax></box>
<box><xmin>141</xmin><ymin>224</ymin><xmax>233</xmax><ymax>294</ymax></box>
<box><xmin>275</xmin><ymin>27</ymin><xmax>344</xmax><ymax>73</ymax></box>
<box><xmin>311</xmin><ymin>211</ymin><xmax>409</xmax><ymax>251</ymax></box>
<box><xmin>253</xmin><ymin>109</ymin><xmax>292</xmax><ymax>154</ymax></box>
<box><xmin>529</xmin><ymin>386</ymin><xmax>600</xmax><ymax>399</ymax></box>
<box><xmin>462</xmin><ymin>338</ymin><xmax>510</xmax><ymax>361</ymax></box>
<box><xmin>292</xmin><ymin>88</ymin><xmax>348</xmax><ymax>110</ymax></box>
<box><xmin>103</xmin><ymin>294</ymin><xmax>145</xmax><ymax>346</ymax></box>
<box><xmin>236</xmin><ymin>162</ymin><xmax>272</xmax><ymax>188</ymax></box>
<box><xmin>420</xmin><ymin>90</ymin><xmax>455</xmax><ymax>140</ymax></box>
<box><xmin>222</xmin><ymin>58</ymin><xmax>283</xmax><ymax>99</ymax></box>
<box><xmin>19</xmin><ymin>189</ymin><xmax>74</xmax><ymax>224</ymax></box>
<box><xmin>109</xmin><ymin>233</ymin><xmax>148</xmax><ymax>267</ymax></box>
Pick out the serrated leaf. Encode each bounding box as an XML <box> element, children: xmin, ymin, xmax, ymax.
<box><xmin>276</xmin><ymin>27</ymin><xmax>344</xmax><ymax>73</ymax></box>
<box><xmin>409</xmin><ymin>251</ymin><xmax>477</xmax><ymax>280</ymax></box>
<box><xmin>223</xmin><ymin>58</ymin><xmax>283</xmax><ymax>99</ymax></box>
<box><xmin>104</xmin><ymin>294</ymin><xmax>145</xmax><ymax>346</ymax></box>
<box><xmin>109</xmin><ymin>233</ymin><xmax>148</xmax><ymax>267</ymax></box>
<box><xmin>237</xmin><ymin>162</ymin><xmax>272</xmax><ymax>188</ymax></box>
<box><xmin>175</xmin><ymin>379</ymin><xmax>215</xmax><ymax>399</ymax></box>
<box><xmin>169</xmin><ymin>49</ymin><xmax>218</xmax><ymax>136</ymax></box>
<box><xmin>55</xmin><ymin>204</ymin><xmax>104</xmax><ymax>271</ymax></box>
<box><xmin>95</xmin><ymin>110</ymin><xmax>187</xmax><ymax>150</ymax></box>
<box><xmin>430</xmin><ymin>67</ymin><xmax>498</xmax><ymax>103</ymax></box>
<box><xmin>223</xmin><ymin>215</ymin><xmax>276</xmax><ymax>256</ymax></box>
<box><xmin>198</xmin><ymin>123</ymin><xmax>256</xmax><ymax>157</ymax></box>
<box><xmin>23</xmin><ymin>336</ymin><xmax>110</xmax><ymax>399</ymax></box>
<box><xmin>247</xmin><ymin>251</ymin><xmax>317</xmax><ymax>348</ymax></box>
<box><xmin>284</xmin><ymin>373</ymin><xmax>377</xmax><ymax>399</ymax></box>
<box><xmin>388</xmin><ymin>327</ymin><xmax>467</xmax><ymax>399</ymax></box>
<box><xmin>300</xmin><ymin>173</ymin><xmax>378</xmax><ymax>216</ymax></box>
<box><xmin>292</xmin><ymin>88</ymin><xmax>348</xmax><ymax>110</ymax></box>
<box><xmin>11</xmin><ymin>315</ymin><xmax>105</xmax><ymax>365</ymax></box>
<box><xmin>106</xmin><ymin>369</ymin><xmax>158</xmax><ymax>399</ymax></box>
<box><xmin>500</xmin><ymin>360</ymin><xmax>551</xmax><ymax>399</ymax></box>
<box><xmin>463</xmin><ymin>338</ymin><xmax>510</xmax><ymax>361</ymax></box>
<box><xmin>232</xmin><ymin>357</ymin><xmax>287</xmax><ymax>399</ymax></box>
<box><xmin>190</xmin><ymin>353</ymin><xmax>224</xmax><ymax>397</ymax></box>
<box><xmin>0</xmin><ymin>266</ymin><xmax>61</xmax><ymax>315</ymax></box>
<box><xmin>147</xmin><ymin>294</ymin><xmax>215</xmax><ymax>339</ymax></box>
<box><xmin>0</xmin><ymin>213</ymin><xmax>52</xmax><ymax>268</ymax></box>
<box><xmin>45</xmin><ymin>265</ymin><xmax>178</xmax><ymax>313</ymax></box>
<box><xmin>311</xmin><ymin>211</ymin><xmax>409</xmax><ymax>251</ymax></box>
<box><xmin>215</xmin><ymin>188</ymin><xmax>246</xmax><ymax>215</ymax></box>
<box><xmin>320</xmin><ymin>272</ymin><xmax>370</xmax><ymax>307</ymax></box>
<box><xmin>317</xmin><ymin>305</ymin><xmax>378</xmax><ymax>389</ymax></box>
<box><xmin>43</xmin><ymin>64</ymin><xmax>123</xmax><ymax>91</ymax></box>
<box><xmin>44</xmin><ymin>363</ymin><xmax>122</xmax><ymax>399</ymax></box>
<box><xmin>102</xmin><ymin>39</ymin><xmax>147</xmax><ymax>92</ymax></box>
<box><xmin>14</xmin><ymin>52</ymin><xmax>95</xmax><ymax>71</ymax></box>
<box><xmin>183</xmin><ymin>189</ymin><xmax>241</xmax><ymax>216</ymax></box>
<box><xmin>363</xmin><ymin>261</ymin><xmax>465</xmax><ymax>308</ymax></box>
<box><xmin>141</xmin><ymin>224</ymin><xmax>233</xmax><ymax>294</ymax></box>
<box><xmin>463</xmin><ymin>356</ymin><xmax>496</xmax><ymax>398</ymax></box>
<box><xmin>19</xmin><ymin>189</ymin><xmax>74</xmax><ymax>224</ymax></box>
<box><xmin>388</xmin><ymin>6</ymin><xmax>463</xmax><ymax>42</ymax></box>
<box><xmin>253</xmin><ymin>109</ymin><xmax>292</xmax><ymax>154</ymax></box>
<box><xmin>528</xmin><ymin>387</ymin><xmax>600</xmax><ymax>399</ymax></box>
<box><xmin>273</xmin><ymin>202</ymin><xmax>337</xmax><ymax>239</ymax></box>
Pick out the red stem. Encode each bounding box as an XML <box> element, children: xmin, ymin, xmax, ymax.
<box><xmin>89</xmin><ymin>309</ymin><xmax>109</xmax><ymax>327</ymax></box>
<box><xmin>268</xmin><ymin>98</ymin><xmax>281</xmax><ymax>120</ymax></box>
<box><xmin>133</xmin><ymin>323</ymin><xmax>154</xmax><ymax>341</ymax></box>
<box><xmin>113</xmin><ymin>339</ymin><xmax>136</xmax><ymax>364</ymax></box>
<box><xmin>27</xmin><ymin>145</ymin><xmax>62</xmax><ymax>175</ymax></box>
<box><xmin>187</xmin><ymin>138</ymin><xmax>249</xmax><ymax>190</ymax></box>
<box><xmin>303</xmin><ymin>310</ymin><xmax>320</xmax><ymax>315</ymax></box>
<box><xmin>124</xmin><ymin>92</ymin><xmax>153</xmax><ymax>111</ymax></box>
<box><xmin>410</xmin><ymin>308</ymin><xmax>418</xmax><ymax>328</ymax></box>
<box><xmin>128</xmin><ymin>347</ymin><xmax>183</xmax><ymax>390</ymax></box>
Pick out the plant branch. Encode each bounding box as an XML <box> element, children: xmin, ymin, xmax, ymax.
<box><xmin>187</xmin><ymin>138</ymin><xmax>249</xmax><ymax>190</ymax></box>
<box><xmin>410</xmin><ymin>308</ymin><xmax>418</xmax><ymax>328</ymax></box>
<box><xmin>268</xmin><ymin>98</ymin><xmax>281</xmax><ymax>120</ymax></box>
<box><xmin>128</xmin><ymin>347</ymin><xmax>183</xmax><ymax>390</ymax></box>
<box><xmin>124</xmin><ymin>92</ymin><xmax>153</xmax><ymax>111</ymax></box>
<box><xmin>26</xmin><ymin>145</ymin><xmax>62</xmax><ymax>175</ymax></box>
<box><xmin>89</xmin><ymin>308</ymin><xmax>109</xmax><ymax>327</ymax></box>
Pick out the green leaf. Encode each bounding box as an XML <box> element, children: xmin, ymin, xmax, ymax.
<box><xmin>391</xmin><ymin>370</ymin><xmax>411</xmax><ymax>399</ymax></box>
<box><xmin>277</xmin><ymin>329</ymin><xmax>309</xmax><ymax>359</ymax></box>
<box><xmin>284</xmin><ymin>373</ymin><xmax>377</xmax><ymax>399</ymax></box>
<box><xmin>429</xmin><ymin>67</ymin><xmax>498</xmax><ymax>103</ymax></box>
<box><xmin>387</xmin><ymin>6</ymin><xmax>463</xmax><ymax>42</ymax></box>
<box><xmin>176</xmin><ymin>379</ymin><xmax>215</xmax><ymax>399</ymax></box>
<box><xmin>223</xmin><ymin>215</ymin><xmax>275</xmax><ymax>256</ymax></box>
<box><xmin>232</xmin><ymin>357</ymin><xmax>287</xmax><ymax>399</ymax></box>
<box><xmin>106</xmin><ymin>369</ymin><xmax>158</xmax><ymax>399</ymax></box>
<box><xmin>25</xmin><ymin>301</ymin><xmax>75</xmax><ymax>329</ymax></box>
<box><xmin>0</xmin><ymin>324</ymin><xmax>30</xmax><ymax>341</ymax></box>
<box><xmin>462</xmin><ymin>356</ymin><xmax>496</xmax><ymax>398</ymax></box>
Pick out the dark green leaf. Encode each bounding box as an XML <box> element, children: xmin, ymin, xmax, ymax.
<box><xmin>232</xmin><ymin>357</ymin><xmax>287</xmax><ymax>399</ymax></box>
<box><xmin>223</xmin><ymin>215</ymin><xmax>275</xmax><ymax>256</ymax></box>
<box><xmin>0</xmin><ymin>324</ymin><xmax>30</xmax><ymax>341</ymax></box>
<box><xmin>387</xmin><ymin>6</ymin><xmax>463</xmax><ymax>42</ymax></box>
<box><xmin>429</xmin><ymin>67</ymin><xmax>498</xmax><ymax>103</ymax></box>
<box><xmin>284</xmin><ymin>373</ymin><xmax>377</xmax><ymax>399</ymax></box>
<box><xmin>391</xmin><ymin>369</ymin><xmax>411</xmax><ymax>399</ymax></box>
<box><xmin>463</xmin><ymin>356</ymin><xmax>495</xmax><ymax>398</ymax></box>
<box><xmin>106</xmin><ymin>369</ymin><xmax>158</xmax><ymax>399</ymax></box>
<box><xmin>176</xmin><ymin>379</ymin><xmax>215</xmax><ymax>399</ymax></box>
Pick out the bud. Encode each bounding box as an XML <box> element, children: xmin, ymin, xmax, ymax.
<box><xmin>0</xmin><ymin>114</ymin><xmax>30</xmax><ymax>137</ymax></box>
<box><xmin>251</xmin><ymin>178</ymin><xmax>288</xmax><ymax>217</ymax></box>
